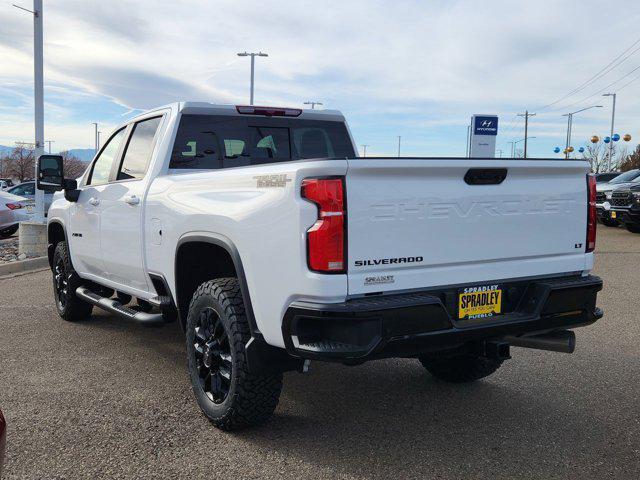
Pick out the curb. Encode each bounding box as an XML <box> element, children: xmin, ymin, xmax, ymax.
<box><xmin>0</xmin><ymin>256</ymin><xmax>49</xmax><ymax>278</ymax></box>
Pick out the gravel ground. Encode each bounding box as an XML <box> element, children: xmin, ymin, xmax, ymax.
<box><xmin>0</xmin><ymin>227</ymin><xmax>639</xmax><ymax>479</ymax></box>
<box><xmin>0</xmin><ymin>236</ymin><xmax>23</xmax><ymax>263</ymax></box>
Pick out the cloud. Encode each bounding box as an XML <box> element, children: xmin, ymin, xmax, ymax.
<box><xmin>0</xmin><ymin>0</ymin><xmax>639</xmax><ymax>155</ymax></box>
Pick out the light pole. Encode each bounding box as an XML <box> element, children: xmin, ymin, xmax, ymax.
<box><xmin>561</xmin><ymin>105</ymin><xmax>602</xmax><ymax>159</ymax></box>
<box><xmin>397</xmin><ymin>136</ymin><xmax>401</xmax><ymax>157</ymax></box>
<box><xmin>45</xmin><ymin>140</ymin><xmax>54</xmax><ymax>153</ymax></box>
<box><xmin>361</xmin><ymin>145</ymin><xmax>369</xmax><ymax>158</ymax></box>
<box><xmin>97</xmin><ymin>131</ymin><xmax>101</xmax><ymax>150</ymax></box>
<box><xmin>92</xmin><ymin>122</ymin><xmax>98</xmax><ymax>151</ymax></box>
<box><xmin>237</xmin><ymin>51</ymin><xmax>268</xmax><ymax>105</ymax></box>
<box><xmin>466</xmin><ymin>125</ymin><xmax>471</xmax><ymax>157</ymax></box>
<box><xmin>13</xmin><ymin>0</ymin><xmax>45</xmax><ymax>222</ymax></box>
<box><xmin>304</xmin><ymin>101</ymin><xmax>323</xmax><ymax>110</ymax></box>
<box><xmin>603</xmin><ymin>93</ymin><xmax>617</xmax><ymax>171</ymax></box>
<box><xmin>512</xmin><ymin>137</ymin><xmax>536</xmax><ymax>157</ymax></box>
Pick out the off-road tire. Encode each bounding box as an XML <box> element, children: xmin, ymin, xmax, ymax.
<box><xmin>419</xmin><ymin>354</ymin><xmax>503</xmax><ymax>383</ymax></box>
<box><xmin>52</xmin><ymin>241</ymin><xmax>93</xmax><ymax>322</ymax></box>
<box><xmin>625</xmin><ymin>224</ymin><xmax>640</xmax><ymax>234</ymax></box>
<box><xmin>0</xmin><ymin>224</ymin><xmax>18</xmax><ymax>239</ymax></box>
<box><xmin>186</xmin><ymin>278</ymin><xmax>283</xmax><ymax>430</ymax></box>
<box><xmin>601</xmin><ymin>218</ymin><xmax>619</xmax><ymax>227</ymax></box>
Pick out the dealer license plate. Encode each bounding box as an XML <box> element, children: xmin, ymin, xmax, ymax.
<box><xmin>458</xmin><ymin>285</ymin><xmax>502</xmax><ymax>320</ymax></box>
<box><xmin>26</xmin><ymin>204</ymin><xmax>34</xmax><ymax>213</ymax></box>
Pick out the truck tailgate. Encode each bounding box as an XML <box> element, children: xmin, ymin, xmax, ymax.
<box><xmin>346</xmin><ymin>159</ymin><xmax>591</xmax><ymax>295</ymax></box>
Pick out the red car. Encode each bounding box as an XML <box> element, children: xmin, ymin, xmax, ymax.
<box><xmin>0</xmin><ymin>409</ymin><xmax>5</xmax><ymax>476</ymax></box>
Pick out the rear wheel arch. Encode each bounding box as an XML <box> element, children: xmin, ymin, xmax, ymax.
<box><xmin>174</xmin><ymin>234</ymin><xmax>258</xmax><ymax>335</ymax></box>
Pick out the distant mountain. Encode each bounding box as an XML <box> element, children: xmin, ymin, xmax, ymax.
<box><xmin>66</xmin><ymin>149</ymin><xmax>95</xmax><ymax>162</ymax></box>
<box><xmin>0</xmin><ymin>145</ymin><xmax>94</xmax><ymax>162</ymax></box>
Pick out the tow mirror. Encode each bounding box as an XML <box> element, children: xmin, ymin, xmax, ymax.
<box><xmin>37</xmin><ymin>154</ymin><xmax>64</xmax><ymax>191</ymax></box>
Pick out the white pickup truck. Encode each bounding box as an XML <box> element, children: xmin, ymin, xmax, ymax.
<box><xmin>38</xmin><ymin>103</ymin><xmax>603</xmax><ymax>430</ymax></box>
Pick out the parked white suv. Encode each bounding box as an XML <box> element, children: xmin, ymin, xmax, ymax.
<box><xmin>39</xmin><ymin>103</ymin><xmax>603</xmax><ymax>430</ymax></box>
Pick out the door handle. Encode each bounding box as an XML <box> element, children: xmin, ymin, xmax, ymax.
<box><xmin>124</xmin><ymin>195</ymin><xmax>140</xmax><ymax>206</ymax></box>
<box><xmin>88</xmin><ymin>197</ymin><xmax>100</xmax><ymax>206</ymax></box>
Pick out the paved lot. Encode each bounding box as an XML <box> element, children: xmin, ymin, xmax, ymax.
<box><xmin>0</xmin><ymin>227</ymin><xmax>639</xmax><ymax>479</ymax></box>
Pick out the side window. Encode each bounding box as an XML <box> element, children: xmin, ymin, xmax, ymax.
<box><xmin>9</xmin><ymin>185</ymin><xmax>24</xmax><ymax>195</ymax></box>
<box><xmin>117</xmin><ymin>117</ymin><xmax>162</xmax><ymax>181</ymax></box>
<box><xmin>88</xmin><ymin>129</ymin><xmax>126</xmax><ymax>186</ymax></box>
<box><xmin>24</xmin><ymin>183</ymin><xmax>35</xmax><ymax>195</ymax></box>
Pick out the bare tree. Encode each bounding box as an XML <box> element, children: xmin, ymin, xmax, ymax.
<box><xmin>0</xmin><ymin>155</ymin><xmax>12</xmax><ymax>179</ymax></box>
<box><xmin>59</xmin><ymin>151</ymin><xmax>89</xmax><ymax>179</ymax></box>
<box><xmin>8</xmin><ymin>145</ymin><xmax>35</xmax><ymax>182</ymax></box>
<box><xmin>619</xmin><ymin>144</ymin><xmax>640</xmax><ymax>171</ymax></box>
<box><xmin>580</xmin><ymin>141</ymin><xmax>620</xmax><ymax>173</ymax></box>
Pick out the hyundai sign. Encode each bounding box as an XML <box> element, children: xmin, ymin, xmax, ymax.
<box><xmin>470</xmin><ymin>114</ymin><xmax>498</xmax><ymax>158</ymax></box>
<box><xmin>474</xmin><ymin>116</ymin><xmax>498</xmax><ymax>136</ymax></box>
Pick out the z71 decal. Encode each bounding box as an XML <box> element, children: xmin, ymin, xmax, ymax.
<box><xmin>254</xmin><ymin>174</ymin><xmax>291</xmax><ymax>188</ymax></box>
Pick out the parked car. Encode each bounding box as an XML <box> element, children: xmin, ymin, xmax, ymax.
<box><xmin>609</xmin><ymin>183</ymin><xmax>640</xmax><ymax>233</ymax></box>
<box><xmin>0</xmin><ymin>408</ymin><xmax>5</xmax><ymax>476</ymax></box>
<box><xmin>0</xmin><ymin>190</ymin><xmax>33</xmax><ymax>238</ymax></box>
<box><xmin>41</xmin><ymin>103</ymin><xmax>602</xmax><ymax>430</ymax></box>
<box><xmin>0</xmin><ymin>178</ymin><xmax>14</xmax><ymax>189</ymax></box>
<box><xmin>596</xmin><ymin>169</ymin><xmax>640</xmax><ymax>227</ymax></box>
<box><xmin>595</xmin><ymin>172</ymin><xmax>621</xmax><ymax>183</ymax></box>
<box><xmin>7</xmin><ymin>181</ymin><xmax>54</xmax><ymax>215</ymax></box>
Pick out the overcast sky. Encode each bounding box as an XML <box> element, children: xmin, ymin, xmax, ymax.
<box><xmin>1</xmin><ymin>0</ymin><xmax>639</xmax><ymax>158</ymax></box>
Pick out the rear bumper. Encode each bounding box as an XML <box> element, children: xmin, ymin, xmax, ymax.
<box><xmin>282</xmin><ymin>274</ymin><xmax>603</xmax><ymax>362</ymax></box>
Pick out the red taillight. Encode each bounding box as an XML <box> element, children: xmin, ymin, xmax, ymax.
<box><xmin>301</xmin><ymin>178</ymin><xmax>346</xmax><ymax>273</ymax></box>
<box><xmin>5</xmin><ymin>203</ymin><xmax>22</xmax><ymax>210</ymax></box>
<box><xmin>236</xmin><ymin>105</ymin><xmax>302</xmax><ymax>117</ymax></box>
<box><xmin>586</xmin><ymin>174</ymin><xmax>597</xmax><ymax>253</ymax></box>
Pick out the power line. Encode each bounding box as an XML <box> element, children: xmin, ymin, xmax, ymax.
<box><xmin>536</xmin><ymin>34</ymin><xmax>640</xmax><ymax>111</ymax></box>
<box><xmin>555</xmin><ymin>63</ymin><xmax>640</xmax><ymax>111</ymax></box>
<box><xmin>616</xmin><ymin>71</ymin><xmax>640</xmax><ymax>92</ymax></box>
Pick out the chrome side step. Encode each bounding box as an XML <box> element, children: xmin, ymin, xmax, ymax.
<box><xmin>76</xmin><ymin>286</ymin><xmax>165</xmax><ymax>325</ymax></box>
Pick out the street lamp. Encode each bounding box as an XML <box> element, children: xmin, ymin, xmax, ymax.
<box><xmin>361</xmin><ymin>144</ymin><xmax>370</xmax><ymax>158</ymax></box>
<box><xmin>92</xmin><ymin>122</ymin><xmax>98</xmax><ymax>151</ymax></box>
<box><xmin>304</xmin><ymin>101</ymin><xmax>323</xmax><ymax>110</ymax></box>
<box><xmin>237</xmin><ymin>51</ymin><xmax>268</xmax><ymax>105</ymax></box>
<box><xmin>603</xmin><ymin>93</ymin><xmax>617</xmax><ymax>170</ymax></box>
<box><xmin>561</xmin><ymin>105</ymin><xmax>603</xmax><ymax>159</ymax></box>
<box><xmin>13</xmin><ymin>0</ymin><xmax>45</xmax><ymax>222</ymax></box>
<box><xmin>511</xmin><ymin>137</ymin><xmax>536</xmax><ymax>157</ymax></box>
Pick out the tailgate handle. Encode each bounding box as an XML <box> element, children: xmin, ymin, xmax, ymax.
<box><xmin>464</xmin><ymin>168</ymin><xmax>507</xmax><ymax>185</ymax></box>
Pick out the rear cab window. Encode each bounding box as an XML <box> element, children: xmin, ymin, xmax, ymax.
<box><xmin>169</xmin><ymin>115</ymin><xmax>355</xmax><ymax>169</ymax></box>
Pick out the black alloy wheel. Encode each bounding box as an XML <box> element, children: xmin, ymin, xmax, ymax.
<box><xmin>53</xmin><ymin>256</ymin><xmax>69</xmax><ymax>311</ymax></box>
<box><xmin>192</xmin><ymin>307</ymin><xmax>233</xmax><ymax>404</ymax></box>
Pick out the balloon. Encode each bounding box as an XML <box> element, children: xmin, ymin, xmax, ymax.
<box><xmin>604</xmin><ymin>136</ymin><xmax>611</xmax><ymax>144</ymax></box>
<box><xmin>568</xmin><ymin>146</ymin><xmax>574</xmax><ymax>153</ymax></box>
<box><xmin>612</xmin><ymin>134</ymin><xmax>620</xmax><ymax>142</ymax></box>
<box><xmin>554</xmin><ymin>147</ymin><xmax>561</xmax><ymax>153</ymax></box>
<box><xmin>624</xmin><ymin>134</ymin><xmax>632</xmax><ymax>142</ymax></box>
<box><xmin>591</xmin><ymin>135</ymin><xmax>599</xmax><ymax>143</ymax></box>
<box><xmin>578</xmin><ymin>147</ymin><xmax>585</xmax><ymax>153</ymax></box>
